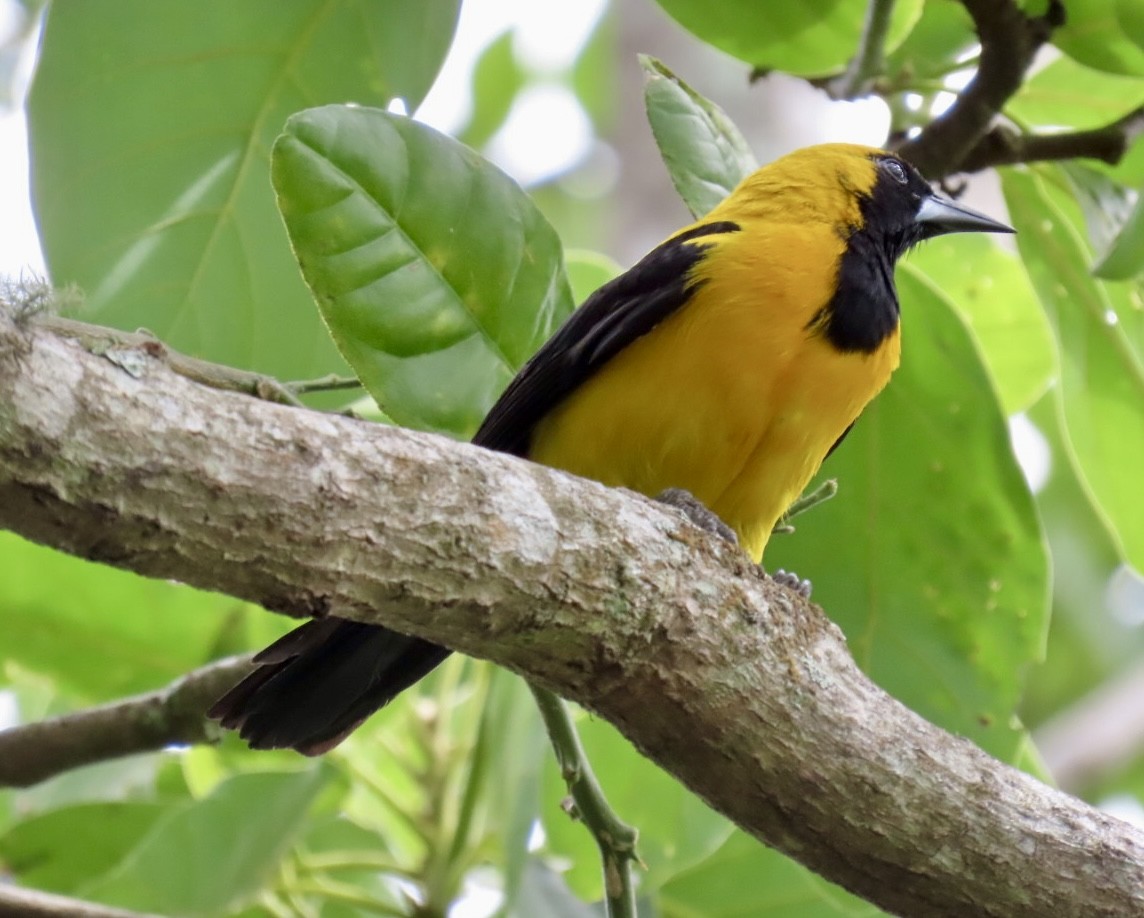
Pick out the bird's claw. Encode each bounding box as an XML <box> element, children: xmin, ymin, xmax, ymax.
<box><xmin>771</xmin><ymin>569</ymin><xmax>812</xmax><ymax>599</ymax></box>
<box><xmin>655</xmin><ymin>488</ymin><xmax>738</xmax><ymax>545</ymax></box>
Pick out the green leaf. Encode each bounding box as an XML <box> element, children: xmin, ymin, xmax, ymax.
<box><xmin>1020</xmin><ymin>394</ymin><xmax>1128</xmax><ymax>732</ymax></box>
<box><xmin>1002</xmin><ymin>168</ymin><xmax>1144</xmax><ymax>569</ymax></box>
<box><xmin>564</xmin><ymin>249</ymin><xmax>621</xmax><ymax>304</ymax></box>
<box><xmin>1093</xmin><ymin>195</ymin><xmax>1144</xmax><ymax>279</ymax></box>
<box><xmin>0</xmin><ymin>533</ymin><xmax>242</xmax><ymax>700</ymax></box>
<box><xmin>28</xmin><ymin>0</ymin><xmax>460</xmax><ymax>380</ymax></box>
<box><xmin>1120</xmin><ymin>0</ymin><xmax>1144</xmax><ymax>54</ymax></box>
<box><xmin>1053</xmin><ymin>0</ymin><xmax>1144</xmax><ymax>76</ymax></box>
<box><xmin>541</xmin><ymin>711</ymin><xmax>734</xmax><ymax>901</ymax></box>
<box><xmin>571</xmin><ymin>7</ymin><xmax>619</xmax><ymax>133</ymax></box>
<box><xmin>1062</xmin><ymin>163</ymin><xmax>1138</xmax><ymax>261</ymax></box>
<box><xmin>0</xmin><ymin>802</ymin><xmax>165</xmax><ymax>895</ymax></box>
<box><xmin>767</xmin><ymin>270</ymin><xmax>1050</xmax><ymax>762</ymax></box>
<box><xmin>640</xmin><ymin>56</ymin><xmax>757</xmax><ymax>219</ymax></box>
<box><xmin>510</xmin><ymin>860</ymin><xmax>600</xmax><ymax>918</ymax></box>
<box><xmin>905</xmin><ymin>236</ymin><xmax>1056</xmax><ymax>413</ymax></box>
<box><xmin>292</xmin><ymin>816</ymin><xmax>409</xmax><ymax>915</ymax></box>
<box><xmin>458</xmin><ymin>31</ymin><xmax>528</xmax><ymax>151</ymax></box>
<box><xmin>884</xmin><ymin>0</ymin><xmax>976</xmax><ymax>83</ymax></box>
<box><xmin>651</xmin><ymin>0</ymin><xmax>923</xmax><ymax>77</ymax></box>
<box><xmin>659</xmin><ymin>831</ymin><xmax>883</xmax><ymax>918</ymax></box>
<box><xmin>271</xmin><ymin>105</ymin><xmax>575</xmax><ymax>436</ymax></box>
<box><xmin>474</xmin><ymin>671</ymin><xmax>547</xmax><ymax>911</ymax></box>
<box><xmin>1006</xmin><ymin>55</ymin><xmax>1144</xmax><ymax>130</ymax></box>
<box><xmin>80</xmin><ymin>767</ymin><xmax>333</xmax><ymax>915</ymax></box>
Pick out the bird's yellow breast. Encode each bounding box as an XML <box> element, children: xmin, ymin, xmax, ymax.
<box><xmin>527</xmin><ymin>220</ymin><xmax>901</xmax><ymax>562</ymax></box>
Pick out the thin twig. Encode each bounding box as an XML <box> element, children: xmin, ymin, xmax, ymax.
<box><xmin>897</xmin><ymin>0</ymin><xmax>1065</xmax><ymax>177</ymax></box>
<box><xmin>0</xmin><ymin>880</ymin><xmax>164</xmax><ymax>918</ymax></box>
<box><xmin>957</xmin><ymin>107</ymin><xmax>1144</xmax><ymax>174</ymax></box>
<box><xmin>529</xmin><ymin>685</ymin><xmax>640</xmax><ymax>918</ymax></box>
<box><xmin>0</xmin><ymin>655</ymin><xmax>255</xmax><ymax>788</ymax></box>
<box><xmin>295</xmin><ymin>850</ymin><xmax>412</xmax><ymax>877</ymax></box>
<box><xmin>38</xmin><ymin>315</ymin><xmax>308</xmax><ymax>407</ymax></box>
<box><xmin>827</xmin><ymin>0</ymin><xmax>898</xmax><ymax>99</ymax></box>
<box><xmin>279</xmin><ymin>879</ymin><xmax>406</xmax><ymax>917</ymax></box>
<box><xmin>286</xmin><ymin>373</ymin><xmax>364</xmax><ymax>395</ymax></box>
<box><xmin>775</xmin><ymin>478</ymin><xmax>839</xmax><ymax>534</ymax></box>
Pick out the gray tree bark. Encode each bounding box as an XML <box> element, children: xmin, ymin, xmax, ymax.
<box><xmin>2</xmin><ymin>309</ymin><xmax>1143</xmax><ymax>917</ymax></box>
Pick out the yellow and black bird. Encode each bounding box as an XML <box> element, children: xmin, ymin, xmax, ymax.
<box><xmin>211</xmin><ymin>143</ymin><xmax>1012</xmax><ymax>753</ymax></box>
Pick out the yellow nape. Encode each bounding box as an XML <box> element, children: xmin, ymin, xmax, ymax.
<box><xmin>528</xmin><ymin>144</ymin><xmax>901</xmax><ymax>563</ymax></box>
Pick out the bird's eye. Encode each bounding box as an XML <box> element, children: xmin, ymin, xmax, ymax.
<box><xmin>884</xmin><ymin>159</ymin><xmax>909</xmax><ymax>184</ymax></box>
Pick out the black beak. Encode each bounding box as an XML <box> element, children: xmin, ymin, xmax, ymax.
<box><xmin>915</xmin><ymin>194</ymin><xmax>1014</xmax><ymax>236</ymax></box>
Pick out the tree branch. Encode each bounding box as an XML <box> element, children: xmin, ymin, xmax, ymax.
<box><xmin>956</xmin><ymin>107</ymin><xmax>1144</xmax><ymax>174</ymax></box>
<box><xmin>0</xmin><ymin>655</ymin><xmax>254</xmax><ymax>788</ymax></box>
<box><xmin>0</xmin><ymin>884</ymin><xmax>161</xmax><ymax>918</ymax></box>
<box><xmin>897</xmin><ymin>0</ymin><xmax>1064</xmax><ymax>177</ymax></box>
<box><xmin>2</xmin><ymin>311</ymin><xmax>1144</xmax><ymax>916</ymax></box>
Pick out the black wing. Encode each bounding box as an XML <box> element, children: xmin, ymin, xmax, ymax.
<box><xmin>208</xmin><ymin>221</ymin><xmax>742</xmax><ymax>755</ymax></box>
<box><xmin>474</xmin><ymin>220</ymin><xmax>742</xmax><ymax>456</ymax></box>
<box><xmin>825</xmin><ymin>420</ymin><xmax>855</xmax><ymax>460</ymax></box>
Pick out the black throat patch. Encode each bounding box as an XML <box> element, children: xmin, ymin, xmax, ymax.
<box><xmin>808</xmin><ymin>168</ymin><xmax>924</xmax><ymax>354</ymax></box>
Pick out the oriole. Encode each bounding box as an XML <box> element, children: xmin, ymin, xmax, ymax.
<box><xmin>211</xmin><ymin>143</ymin><xmax>1012</xmax><ymax>753</ymax></box>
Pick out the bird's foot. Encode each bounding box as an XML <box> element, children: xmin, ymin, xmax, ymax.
<box><xmin>655</xmin><ymin>488</ymin><xmax>738</xmax><ymax>546</ymax></box>
<box><xmin>770</xmin><ymin>568</ymin><xmax>812</xmax><ymax>599</ymax></box>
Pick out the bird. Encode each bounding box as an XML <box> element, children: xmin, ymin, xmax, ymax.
<box><xmin>210</xmin><ymin>143</ymin><xmax>1013</xmax><ymax>754</ymax></box>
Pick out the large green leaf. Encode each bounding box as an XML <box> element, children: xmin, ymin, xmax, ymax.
<box><xmin>271</xmin><ymin>105</ymin><xmax>575</xmax><ymax>436</ymax></box>
<box><xmin>659</xmin><ymin>831</ymin><xmax>881</xmax><ymax>918</ymax></box>
<box><xmin>1093</xmin><ymin>195</ymin><xmax>1144</xmax><ymax>280</ymax></box>
<box><xmin>510</xmin><ymin>860</ymin><xmax>600</xmax><ymax>918</ymax></box>
<box><xmin>1002</xmin><ymin>167</ymin><xmax>1144</xmax><ymax>570</ymax></box>
<box><xmin>1053</xmin><ymin>0</ymin><xmax>1144</xmax><ymax>75</ymax></box>
<box><xmin>0</xmin><ymin>533</ymin><xmax>241</xmax><ymax>700</ymax></box>
<box><xmin>884</xmin><ymin>0</ymin><xmax>976</xmax><ymax>83</ymax></box>
<box><xmin>0</xmin><ymin>802</ymin><xmax>165</xmax><ymax>895</ymax></box>
<box><xmin>767</xmin><ymin>271</ymin><xmax>1050</xmax><ymax>761</ymax></box>
<box><xmin>1062</xmin><ymin>163</ymin><xmax>1139</xmax><ymax>264</ymax></box>
<box><xmin>571</xmin><ymin>6</ymin><xmax>620</xmax><ymax>133</ymax></box>
<box><xmin>1007</xmin><ymin>55</ymin><xmax>1144</xmax><ymax>129</ymax></box>
<box><xmin>79</xmin><ymin>767</ymin><xmax>333</xmax><ymax>915</ymax></box>
<box><xmin>564</xmin><ymin>249</ymin><xmax>621</xmax><ymax>304</ymax></box>
<box><xmin>28</xmin><ymin>0</ymin><xmax>459</xmax><ymax>379</ymax></box>
<box><xmin>651</xmin><ymin>0</ymin><xmax>923</xmax><ymax>77</ymax></box>
<box><xmin>1120</xmin><ymin>0</ymin><xmax>1144</xmax><ymax>55</ymax></box>
<box><xmin>458</xmin><ymin>31</ymin><xmax>528</xmax><ymax>152</ymax></box>
<box><xmin>906</xmin><ymin>236</ymin><xmax>1056</xmax><ymax>413</ymax></box>
<box><xmin>1020</xmin><ymin>393</ymin><xmax>1131</xmax><ymax>732</ymax></box>
<box><xmin>641</xmin><ymin>56</ymin><xmax>756</xmax><ymax>219</ymax></box>
<box><xmin>472</xmin><ymin>671</ymin><xmax>547</xmax><ymax>911</ymax></box>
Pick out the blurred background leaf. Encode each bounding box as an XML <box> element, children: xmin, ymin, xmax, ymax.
<box><xmin>650</xmin><ymin>0</ymin><xmax>924</xmax><ymax>77</ymax></box>
<box><xmin>28</xmin><ymin>0</ymin><xmax>460</xmax><ymax>381</ymax></box>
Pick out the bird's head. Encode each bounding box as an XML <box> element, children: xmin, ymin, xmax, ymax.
<box><xmin>717</xmin><ymin>144</ymin><xmax>1014</xmax><ymax>354</ymax></box>
<box><xmin>734</xmin><ymin>143</ymin><xmax>1013</xmax><ymax>261</ymax></box>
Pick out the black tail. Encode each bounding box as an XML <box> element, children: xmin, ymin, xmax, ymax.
<box><xmin>209</xmin><ymin>618</ymin><xmax>450</xmax><ymax>755</ymax></box>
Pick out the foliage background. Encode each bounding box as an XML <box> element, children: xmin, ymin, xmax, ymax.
<box><xmin>1</xmin><ymin>0</ymin><xmax>1143</xmax><ymax>915</ymax></box>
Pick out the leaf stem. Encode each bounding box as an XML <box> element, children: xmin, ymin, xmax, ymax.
<box><xmin>529</xmin><ymin>684</ymin><xmax>640</xmax><ymax>917</ymax></box>
<box><xmin>285</xmin><ymin>373</ymin><xmax>364</xmax><ymax>395</ymax></box>
<box><xmin>773</xmin><ymin>479</ymin><xmax>839</xmax><ymax>534</ymax></box>
<box><xmin>829</xmin><ymin>0</ymin><xmax>898</xmax><ymax>98</ymax></box>
<box><xmin>282</xmin><ymin>878</ymin><xmax>407</xmax><ymax>916</ymax></box>
<box><xmin>37</xmin><ymin>314</ymin><xmax>308</xmax><ymax>408</ymax></box>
